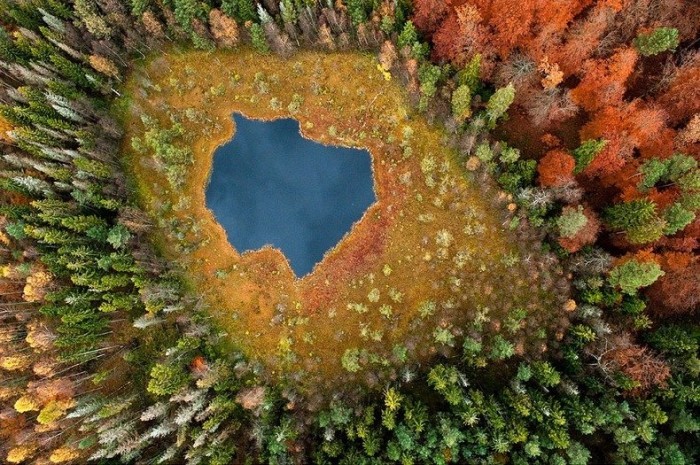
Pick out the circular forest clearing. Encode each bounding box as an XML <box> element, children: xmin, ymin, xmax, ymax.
<box><xmin>120</xmin><ymin>49</ymin><xmax>567</xmax><ymax>391</ymax></box>
<box><xmin>2</xmin><ymin>1</ymin><xmax>698</xmax><ymax>464</ymax></box>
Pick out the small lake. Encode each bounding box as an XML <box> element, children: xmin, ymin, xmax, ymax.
<box><xmin>206</xmin><ymin>114</ymin><xmax>376</xmax><ymax>277</ymax></box>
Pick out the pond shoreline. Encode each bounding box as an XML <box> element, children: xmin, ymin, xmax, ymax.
<box><xmin>205</xmin><ymin>112</ymin><xmax>377</xmax><ymax>277</ymax></box>
<box><xmin>119</xmin><ymin>47</ymin><xmax>567</xmax><ymax>391</ymax></box>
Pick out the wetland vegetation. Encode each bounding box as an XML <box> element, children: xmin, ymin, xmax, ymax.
<box><xmin>121</xmin><ymin>48</ymin><xmax>567</xmax><ymax>391</ymax></box>
<box><xmin>0</xmin><ymin>1</ymin><xmax>697</xmax><ymax>464</ymax></box>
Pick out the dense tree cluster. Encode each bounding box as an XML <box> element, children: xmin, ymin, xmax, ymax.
<box><xmin>411</xmin><ymin>0</ymin><xmax>700</xmax><ymax>317</ymax></box>
<box><xmin>0</xmin><ymin>0</ymin><xmax>696</xmax><ymax>464</ymax></box>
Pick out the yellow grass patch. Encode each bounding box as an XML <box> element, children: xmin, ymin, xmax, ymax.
<box><xmin>118</xmin><ymin>47</ymin><xmax>567</xmax><ymax>391</ymax></box>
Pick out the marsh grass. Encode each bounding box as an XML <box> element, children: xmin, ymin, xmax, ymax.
<box><xmin>119</xmin><ymin>47</ymin><xmax>567</xmax><ymax>392</ymax></box>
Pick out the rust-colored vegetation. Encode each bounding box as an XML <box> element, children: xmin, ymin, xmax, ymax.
<box><xmin>414</xmin><ymin>0</ymin><xmax>700</xmax><ymax>319</ymax></box>
<box><xmin>120</xmin><ymin>48</ymin><xmax>568</xmax><ymax>390</ymax></box>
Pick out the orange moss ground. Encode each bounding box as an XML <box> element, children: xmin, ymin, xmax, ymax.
<box><xmin>119</xmin><ymin>47</ymin><xmax>568</xmax><ymax>391</ymax></box>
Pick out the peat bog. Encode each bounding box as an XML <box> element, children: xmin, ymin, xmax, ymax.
<box><xmin>122</xmin><ymin>49</ymin><xmax>566</xmax><ymax>390</ymax></box>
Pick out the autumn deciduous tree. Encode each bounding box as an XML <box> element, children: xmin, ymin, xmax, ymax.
<box><xmin>680</xmin><ymin>112</ymin><xmax>700</xmax><ymax>140</ymax></box>
<box><xmin>142</xmin><ymin>10</ymin><xmax>165</xmax><ymax>39</ymax></box>
<box><xmin>0</xmin><ymin>355</ymin><xmax>31</xmax><ymax>371</ymax></box>
<box><xmin>648</xmin><ymin>261</ymin><xmax>700</xmax><ymax>316</ymax></box>
<box><xmin>6</xmin><ymin>446</ymin><xmax>35</xmax><ymax>464</ymax></box>
<box><xmin>621</xmin><ymin>104</ymin><xmax>668</xmax><ymax>152</ymax></box>
<box><xmin>25</xmin><ymin>321</ymin><xmax>55</xmax><ymax>351</ymax></box>
<box><xmin>411</xmin><ymin>0</ymin><xmax>449</xmax><ymax>35</ymax></box>
<box><xmin>379</xmin><ymin>40</ymin><xmax>398</xmax><ymax>71</ymax></box>
<box><xmin>432</xmin><ymin>4</ymin><xmax>490</xmax><ymax>69</ymax></box>
<box><xmin>570</xmin><ymin>47</ymin><xmax>638</xmax><ymax>112</ymax></box>
<box><xmin>538</xmin><ymin>57</ymin><xmax>563</xmax><ymax>89</ymax></box>
<box><xmin>209</xmin><ymin>9</ymin><xmax>239</xmax><ymax>48</ymax></box>
<box><xmin>481</xmin><ymin>0</ymin><xmax>535</xmax><ymax>59</ymax></box>
<box><xmin>190</xmin><ymin>355</ymin><xmax>209</xmax><ymax>375</ymax></box>
<box><xmin>537</xmin><ymin>149</ymin><xmax>576</xmax><ymax>187</ymax></box>
<box><xmin>48</xmin><ymin>447</ymin><xmax>80</xmax><ymax>463</ymax></box>
<box><xmin>22</xmin><ymin>268</ymin><xmax>52</xmax><ymax>303</ymax></box>
<box><xmin>0</xmin><ymin>116</ymin><xmax>13</xmax><ymax>142</ymax></box>
<box><xmin>658</xmin><ymin>52</ymin><xmax>700</xmax><ymax>126</ymax></box>
<box><xmin>552</xmin><ymin>5</ymin><xmax>610</xmax><ymax>76</ymax></box>
<box><xmin>89</xmin><ymin>54</ymin><xmax>120</xmax><ymax>80</ymax></box>
<box><xmin>601</xmin><ymin>334</ymin><xmax>671</xmax><ymax>395</ymax></box>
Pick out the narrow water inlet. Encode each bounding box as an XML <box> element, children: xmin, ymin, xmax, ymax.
<box><xmin>205</xmin><ymin>113</ymin><xmax>376</xmax><ymax>277</ymax></box>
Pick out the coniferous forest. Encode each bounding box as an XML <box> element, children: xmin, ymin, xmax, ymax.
<box><xmin>0</xmin><ymin>1</ymin><xmax>698</xmax><ymax>464</ymax></box>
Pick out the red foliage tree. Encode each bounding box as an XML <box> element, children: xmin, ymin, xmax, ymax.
<box><xmin>526</xmin><ymin>0</ymin><xmax>593</xmax><ymax>63</ymax></box>
<box><xmin>659</xmin><ymin>251</ymin><xmax>694</xmax><ymax>271</ymax></box>
<box><xmin>551</xmin><ymin>5</ymin><xmax>612</xmax><ymax>76</ymax></box>
<box><xmin>658</xmin><ymin>52</ymin><xmax>700</xmax><ymax>126</ymax></box>
<box><xmin>648</xmin><ymin>261</ymin><xmax>700</xmax><ymax>316</ymax></box>
<box><xmin>646</xmin><ymin>186</ymin><xmax>680</xmax><ymax>210</ymax></box>
<box><xmin>482</xmin><ymin>0</ymin><xmax>536</xmax><ymax>59</ymax></box>
<box><xmin>537</xmin><ymin>149</ymin><xmax>576</xmax><ymax>187</ymax></box>
<box><xmin>611</xmin><ymin>162</ymin><xmax>644</xmax><ymax>201</ymax></box>
<box><xmin>601</xmin><ymin>334</ymin><xmax>671</xmax><ymax>396</ymax></box>
<box><xmin>411</xmin><ymin>0</ymin><xmax>449</xmax><ymax>35</ymax></box>
<box><xmin>623</xmin><ymin>104</ymin><xmax>668</xmax><ymax>151</ymax></box>
<box><xmin>639</xmin><ymin>127</ymin><xmax>676</xmax><ymax>160</ymax></box>
<box><xmin>579</xmin><ymin>135</ymin><xmax>628</xmax><ymax>180</ymax></box>
<box><xmin>190</xmin><ymin>355</ymin><xmax>209</xmax><ymax>375</ymax></box>
<box><xmin>431</xmin><ymin>4</ymin><xmax>491</xmax><ymax>69</ymax></box>
<box><xmin>570</xmin><ymin>47</ymin><xmax>638</xmax><ymax>112</ymax></box>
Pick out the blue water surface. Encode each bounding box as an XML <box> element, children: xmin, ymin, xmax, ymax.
<box><xmin>205</xmin><ymin>114</ymin><xmax>376</xmax><ymax>277</ymax></box>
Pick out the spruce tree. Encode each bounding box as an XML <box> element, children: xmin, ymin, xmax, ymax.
<box><xmin>634</xmin><ymin>27</ymin><xmax>679</xmax><ymax>56</ymax></box>
<box><xmin>608</xmin><ymin>259</ymin><xmax>665</xmax><ymax>295</ymax></box>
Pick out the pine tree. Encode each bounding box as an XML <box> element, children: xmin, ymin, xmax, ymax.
<box><xmin>634</xmin><ymin>27</ymin><xmax>679</xmax><ymax>57</ymax></box>
<box><xmin>604</xmin><ymin>199</ymin><xmax>658</xmax><ymax>231</ymax></box>
<box><xmin>249</xmin><ymin>23</ymin><xmax>270</xmax><ymax>54</ymax></box>
<box><xmin>486</xmin><ymin>83</ymin><xmax>515</xmax><ymax>124</ymax></box>
<box><xmin>147</xmin><ymin>362</ymin><xmax>189</xmax><ymax>396</ymax></box>
<box><xmin>572</xmin><ymin>139</ymin><xmax>607</xmax><ymax>174</ymax></box>
<box><xmin>557</xmin><ymin>205</ymin><xmax>588</xmax><ymax>238</ymax></box>
<box><xmin>130</xmin><ymin>0</ymin><xmax>151</xmax><ymax>16</ymax></box>
<box><xmin>457</xmin><ymin>54</ymin><xmax>481</xmax><ymax>91</ymax></box>
<box><xmin>107</xmin><ymin>224</ymin><xmax>131</xmax><ymax>249</ymax></box>
<box><xmin>173</xmin><ymin>0</ymin><xmax>202</xmax><ymax>33</ymax></box>
<box><xmin>417</xmin><ymin>63</ymin><xmax>441</xmax><ymax>112</ymax></box>
<box><xmin>397</xmin><ymin>20</ymin><xmax>418</xmax><ymax>49</ymax></box>
<box><xmin>608</xmin><ymin>259</ymin><xmax>664</xmax><ymax>295</ymax></box>
<box><xmin>221</xmin><ymin>0</ymin><xmax>257</xmax><ymax>23</ymax></box>
<box><xmin>663</xmin><ymin>203</ymin><xmax>695</xmax><ymax>235</ymax></box>
<box><xmin>451</xmin><ymin>84</ymin><xmax>472</xmax><ymax>122</ymax></box>
<box><xmin>74</xmin><ymin>0</ymin><xmax>112</xmax><ymax>38</ymax></box>
<box><xmin>639</xmin><ymin>158</ymin><xmax>668</xmax><ymax>191</ymax></box>
<box><xmin>346</xmin><ymin>0</ymin><xmax>369</xmax><ymax>27</ymax></box>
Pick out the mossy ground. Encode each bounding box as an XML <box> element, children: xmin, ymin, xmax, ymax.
<box><xmin>118</xmin><ymin>47</ymin><xmax>568</xmax><ymax>393</ymax></box>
